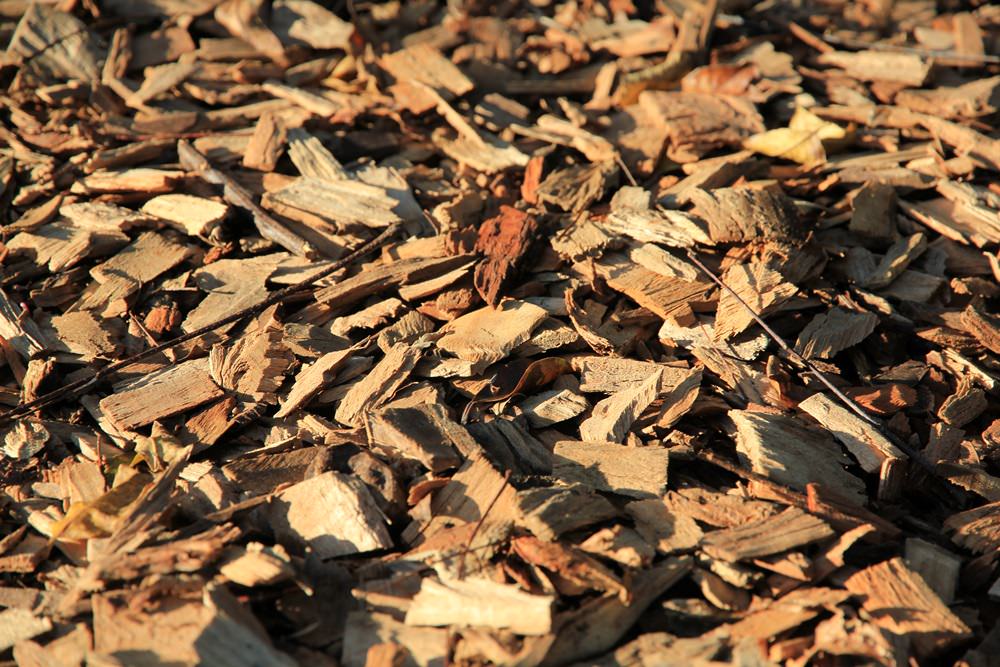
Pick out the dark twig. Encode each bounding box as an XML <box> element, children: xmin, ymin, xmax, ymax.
<box><xmin>0</xmin><ymin>223</ymin><xmax>403</xmax><ymax>428</ymax></box>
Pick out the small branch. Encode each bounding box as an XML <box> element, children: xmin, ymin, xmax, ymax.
<box><xmin>0</xmin><ymin>223</ymin><xmax>404</xmax><ymax>428</ymax></box>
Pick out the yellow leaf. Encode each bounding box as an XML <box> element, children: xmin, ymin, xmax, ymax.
<box><xmin>789</xmin><ymin>106</ymin><xmax>847</xmax><ymax>141</ymax></box>
<box><xmin>51</xmin><ymin>471</ymin><xmax>152</xmax><ymax>540</ymax></box>
<box><xmin>744</xmin><ymin>127</ymin><xmax>826</xmax><ymax>166</ymax></box>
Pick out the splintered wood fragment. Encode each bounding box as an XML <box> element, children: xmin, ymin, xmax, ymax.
<box><xmin>436</xmin><ymin>301</ymin><xmax>548</xmax><ymax>373</ymax></box>
<box><xmin>6</xmin><ymin>220</ymin><xmax>129</xmax><ymax>272</ymax></box>
<box><xmin>467</xmin><ymin>418</ymin><xmax>551</xmax><ymax>476</ymax></box>
<box><xmin>61</xmin><ymin>201</ymin><xmax>153</xmax><ymax>231</ymax></box>
<box><xmin>99</xmin><ymin>358</ymin><xmax>225</xmax><ymax>431</ymax></box>
<box><xmin>937</xmin><ymin>378</ymin><xmax>987</xmax><ymax>427</ymax></box>
<box><xmin>474</xmin><ymin>206</ymin><xmax>537</xmax><ymax>307</ymax></box>
<box><xmin>798</xmin><ymin>393</ymin><xmax>906</xmax><ymax>473</ymax></box>
<box><xmin>178</xmin><ymin>140</ymin><xmax>314</xmax><ymax>258</ymax></box>
<box><xmin>264</xmin><ymin>177</ymin><xmax>402</xmax><ymax>229</ymax></box>
<box><xmin>536</xmin><ymin>161</ymin><xmax>618</xmax><ymax>213</ymax></box>
<box><xmin>688</xmin><ymin>187</ymin><xmax>803</xmax><ymax>244</ymax></box>
<box><xmin>218</xmin><ymin>542</ymin><xmax>294</xmax><ymax>587</ymax></box>
<box><xmin>269</xmin><ymin>471</ymin><xmax>391</xmax><ymax>558</ymax></box>
<box><xmin>209</xmin><ymin>310</ymin><xmax>293</xmax><ymax>404</ymax></box>
<box><xmin>335</xmin><ymin>343</ymin><xmax>422</xmax><ymax>427</ymax></box>
<box><xmin>368</xmin><ymin>403</ymin><xmax>470</xmax><ymax>472</ymax></box>
<box><xmin>605</xmin><ymin>188</ymin><xmax>713</xmax><ymax>248</ymax></box>
<box><xmin>142</xmin><ymin>193</ymin><xmax>228</xmax><ymax>238</ymax></box>
<box><xmin>8</xmin><ymin>4</ymin><xmax>103</xmax><ymax>83</ymax></box>
<box><xmin>381</xmin><ymin>43</ymin><xmax>474</xmax><ymax>114</ymax></box>
<box><xmin>405</xmin><ymin>577</ymin><xmax>553</xmax><ymax>635</ymax></box>
<box><xmin>44</xmin><ymin>310</ymin><xmax>118</xmax><ymax>361</ymax></box>
<box><xmin>961</xmin><ymin>305</ymin><xmax>1000</xmax><ymax>355</ymax></box>
<box><xmin>817</xmin><ymin>50</ymin><xmax>931</xmax><ymax>86</ymax></box>
<box><xmin>0</xmin><ymin>288</ymin><xmax>50</xmax><ymax>360</ymax></box>
<box><xmin>183</xmin><ymin>253</ymin><xmax>285</xmax><ymax>334</ymax></box>
<box><xmin>0</xmin><ymin>608</ymin><xmax>52</xmax><ymax>652</ymax></box>
<box><xmin>794</xmin><ymin>307</ymin><xmax>879</xmax><ymax>359</ymax></box>
<box><xmin>579</xmin><ymin>370</ymin><xmax>661</xmax><ymax>443</ymax></box>
<box><xmin>700</xmin><ymin>508</ymin><xmax>834</xmax><ymax>562</ymax></box>
<box><xmin>626</xmin><ymin>499</ymin><xmax>703</xmax><ymax>554</ymax></box>
<box><xmin>864</xmin><ymin>233</ymin><xmax>928</xmax><ymax>288</ymax></box>
<box><xmin>843</xmin><ymin>557</ymin><xmax>971</xmax><ymax>657</ymax></box>
<box><xmin>575</xmin><ymin>357</ymin><xmax>692</xmax><ymax>393</ymax></box>
<box><xmin>520</xmin><ymin>389</ymin><xmax>588</xmax><ymax>427</ymax></box>
<box><xmin>662</xmin><ymin>488</ymin><xmax>779</xmax><ymax>529</ymax></box>
<box><xmin>243</xmin><ymin>113</ymin><xmax>287</xmax><ymax>171</ymax></box>
<box><xmin>596</xmin><ymin>254</ymin><xmax>714</xmax><ymax>322</ymax></box>
<box><xmin>730</xmin><ymin>409</ymin><xmax>866</xmax><ymax>504</ymax></box>
<box><xmin>850</xmin><ymin>181</ymin><xmax>897</xmax><ymax>244</ymax></box>
<box><xmin>71</xmin><ymin>168</ymin><xmax>185</xmax><ymax>195</ymax></box>
<box><xmin>262</xmin><ymin>80</ymin><xmax>340</xmax><ymax>116</ymax></box>
<box><xmin>714</xmin><ymin>262</ymin><xmax>796</xmax><ymax>340</ymax></box>
<box><xmin>540</xmin><ymin>557</ymin><xmax>692</xmax><ymax>666</ymax></box>
<box><xmin>553</xmin><ymin>440</ymin><xmax>668</xmax><ymax>499</ymax></box>
<box><xmin>638</xmin><ymin>91</ymin><xmax>763</xmax><ymax>162</ymax></box>
<box><xmin>287</xmin><ymin>128</ymin><xmax>347</xmax><ymax>181</ymax></box>
<box><xmin>127</xmin><ymin>54</ymin><xmax>197</xmax><ymax>107</ymax></box>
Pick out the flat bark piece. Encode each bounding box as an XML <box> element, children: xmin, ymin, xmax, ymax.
<box><xmin>905</xmin><ymin>538</ymin><xmax>962</xmax><ymax>605</ymax></box>
<box><xmin>700</xmin><ymin>507</ymin><xmax>835</xmax><ymax>562</ymax></box>
<box><xmin>794</xmin><ymin>307</ymin><xmax>879</xmax><ymax>360</ymax></box>
<box><xmin>595</xmin><ymin>254</ymin><xmax>714</xmax><ymax>322</ymax></box>
<box><xmin>550</xmin><ymin>214</ymin><xmax>614</xmax><ymax>261</ymax></box>
<box><xmin>77</xmin><ymin>231</ymin><xmax>190</xmax><ymax>312</ymax></box>
<box><xmin>520</xmin><ymin>389</ymin><xmax>588</xmax><ymax>428</ymax></box>
<box><xmin>335</xmin><ymin>343</ymin><xmax>422</xmax><ymax>427</ymax></box>
<box><xmin>269</xmin><ymin>471</ymin><xmax>391</xmax><ymax>558</ymax></box>
<box><xmin>61</xmin><ymin>201</ymin><xmax>154</xmax><ymax>232</ymax></box>
<box><xmin>431</xmin><ymin>127</ymin><xmax>529</xmax><ymax>174</ymax></box>
<box><xmin>184</xmin><ymin>253</ymin><xmax>285</xmax><ymax>334</ymax></box>
<box><xmin>730</xmin><ymin>409</ymin><xmax>866</xmax><ymax>504</ymax></box>
<box><xmin>0</xmin><ymin>607</ymin><xmax>52</xmax><ymax>652</ymax></box>
<box><xmin>44</xmin><ymin>310</ymin><xmax>118</xmax><ymax>361</ymax></box>
<box><xmin>0</xmin><ymin>288</ymin><xmax>50</xmax><ymax>360</ymax></box>
<box><xmin>368</xmin><ymin>403</ymin><xmax>471</xmax><ymax>472</ymax></box>
<box><xmin>405</xmin><ymin>577</ymin><xmax>553</xmax><ymax>635</ymax></box>
<box><xmin>6</xmin><ymin>221</ymin><xmax>129</xmax><ymax>272</ymax></box>
<box><xmin>141</xmin><ymin>193</ymin><xmax>229</xmax><ymax>238</ymax></box>
<box><xmin>243</xmin><ymin>112</ymin><xmax>287</xmax><ymax>171</ymax></box>
<box><xmin>287</xmin><ymin>128</ymin><xmax>347</xmax><ymax>181</ymax></box>
<box><xmin>713</xmin><ymin>262</ymin><xmax>797</xmax><ymax>340</ymax></box>
<box><xmin>850</xmin><ymin>181</ymin><xmax>897</xmax><ymax>244</ymax></box>
<box><xmin>579</xmin><ymin>370</ymin><xmax>661</xmax><ymax>443</ymax></box>
<box><xmin>99</xmin><ymin>358</ymin><xmax>225</xmax><ymax>431</ymax></box>
<box><xmin>638</xmin><ymin>91</ymin><xmax>764</xmax><ymax>162</ymax></box>
<box><xmin>944</xmin><ymin>501</ymin><xmax>1000</xmax><ymax>554</ymax></box>
<box><xmin>864</xmin><ymin>233</ymin><xmax>928</xmax><ymax>289</ymax></box>
<box><xmin>540</xmin><ymin>557</ymin><xmax>692</xmax><ymax>666</ymax></box>
<box><xmin>689</xmin><ymin>186</ymin><xmax>804</xmax><ymax>244</ymax></box>
<box><xmin>895</xmin><ymin>76</ymin><xmax>1000</xmax><ymax>120</ymax></box>
<box><xmin>271</xmin><ymin>0</ymin><xmax>353</xmax><ymax>50</ymax></box>
<box><xmin>71</xmin><ymin>168</ymin><xmax>186</xmax><ymax>195</ymax></box>
<box><xmin>662</xmin><ymin>487</ymin><xmax>780</xmax><ymax>529</ymax></box>
<box><xmin>626</xmin><ymin>499</ymin><xmax>704</xmax><ymax>554</ymax></box>
<box><xmin>263</xmin><ymin>176</ymin><xmax>401</xmax><ymax>230</ymax></box>
<box><xmin>843</xmin><ymin>557</ymin><xmax>972</xmax><ymax>657</ymax></box>
<box><xmin>127</xmin><ymin>54</ymin><xmax>197</xmax><ymax>107</ymax></box>
<box><xmin>798</xmin><ymin>392</ymin><xmax>906</xmax><ymax>473</ymax></box>
<box><xmin>574</xmin><ymin>356</ymin><xmax>692</xmax><ymax>394</ymax></box>
<box><xmin>516</xmin><ymin>485</ymin><xmax>618</xmax><ymax>541</ymax></box>
<box><xmin>342</xmin><ymin>612</ymin><xmax>447</xmax><ymax>667</ymax></box>
<box><xmin>552</xmin><ymin>440</ymin><xmax>668</xmax><ymax>499</ymax></box>
<box><xmin>8</xmin><ymin>4</ymin><xmax>102</xmax><ymax>84</ymax></box>
<box><xmin>436</xmin><ymin>300</ymin><xmax>548</xmax><ymax>373</ymax></box>
<box><xmin>605</xmin><ymin>194</ymin><xmax>713</xmax><ymax>248</ymax></box>
<box><xmin>473</xmin><ymin>206</ymin><xmax>537</xmax><ymax>307</ymax></box>
<box><xmin>817</xmin><ymin>50</ymin><xmax>931</xmax><ymax>86</ymax></box>
<box><xmin>381</xmin><ymin>44</ymin><xmax>474</xmax><ymax>114</ymax></box>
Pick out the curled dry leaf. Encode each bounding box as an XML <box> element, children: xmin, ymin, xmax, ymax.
<box><xmin>680</xmin><ymin>64</ymin><xmax>757</xmax><ymax>96</ymax></box>
<box><xmin>744</xmin><ymin>106</ymin><xmax>850</xmax><ymax>166</ymax></box>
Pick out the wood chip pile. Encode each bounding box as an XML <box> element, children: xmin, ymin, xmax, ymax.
<box><xmin>1</xmin><ymin>0</ymin><xmax>1000</xmax><ymax>665</ymax></box>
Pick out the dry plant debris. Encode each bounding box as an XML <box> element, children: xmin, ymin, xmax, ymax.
<box><xmin>0</xmin><ymin>0</ymin><xmax>999</xmax><ymax>665</ymax></box>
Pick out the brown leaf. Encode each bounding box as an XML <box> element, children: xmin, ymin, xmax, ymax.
<box><xmin>681</xmin><ymin>64</ymin><xmax>757</xmax><ymax>96</ymax></box>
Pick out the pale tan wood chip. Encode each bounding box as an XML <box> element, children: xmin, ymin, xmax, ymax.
<box><xmin>794</xmin><ymin>307</ymin><xmax>879</xmax><ymax>359</ymax></box>
<box><xmin>817</xmin><ymin>50</ymin><xmax>931</xmax><ymax>86</ymax></box>
<box><xmin>405</xmin><ymin>577</ymin><xmax>553</xmax><ymax>635</ymax></box>
<box><xmin>579</xmin><ymin>369</ymin><xmax>661</xmax><ymax>443</ymax></box>
<box><xmin>335</xmin><ymin>343</ymin><xmax>422</xmax><ymax>427</ymax></box>
<box><xmin>798</xmin><ymin>392</ymin><xmax>906</xmax><ymax>473</ymax></box>
<box><xmin>142</xmin><ymin>193</ymin><xmax>229</xmax><ymax>238</ymax></box>
<box><xmin>596</xmin><ymin>254</ymin><xmax>715</xmax><ymax>321</ymax></box>
<box><xmin>269</xmin><ymin>471</ymin><xmax>392</xmax><ymax>558</ymax></box>
<box><xmin>342</xmin><ymin>612</ymin><xmax>447</xmax><ymax>667</ymax></box>
<box><xmin>436</xmin><ymin>300</ymin><xmax>548</xmax><ymax>373</ymax></box>
<box><xmin>99</xmin><ymin>358</ymin><xmax>225</xmax><ymax>431</ymax></box>
<box><xmin>553</xmin><ymin>440</ymin><xmax>668</xmax><ymax>498</ymax></box>
<box><xmin>714</xmin><ymin>261</ymin><xmax>797</xmax><ymax>340</ymax></box>
<box><xmin>700</xmin><ymin>508</ymin><xmax>834</xmax><ymax>562</ymax></box>
<box><xmin>843</xmin><ymin>557</ymin><xmax>971</xmax><ymax>657</ymax></box>
<box><xmin>381</xmin><ymin>43</ymin><xmax>474</xmax><ymax>114</ymax></box>
<box><xmin>626</xmin><ymin>499</ymin><xmax>704</xmax><ymax>554</ymax></box>
<box><xmin>71</xmin><ymin>168</ymin><xmax>185</xmax><ymax>194</ymax></box>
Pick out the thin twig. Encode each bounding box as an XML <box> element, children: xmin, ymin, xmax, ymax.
<box><xmin>685</xmin><ymin>250</ymin><xmax>932</xmax><ymax>471</ymax></box>
<box><xmin>457</xmin><ymin>469</ymin><xmax>511</xmax><ymax>580</ymax></box>
<box><xmin>0</xmin><ymin>223</ymin><xmax>404</xmax><ymax>428</ymax></box>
